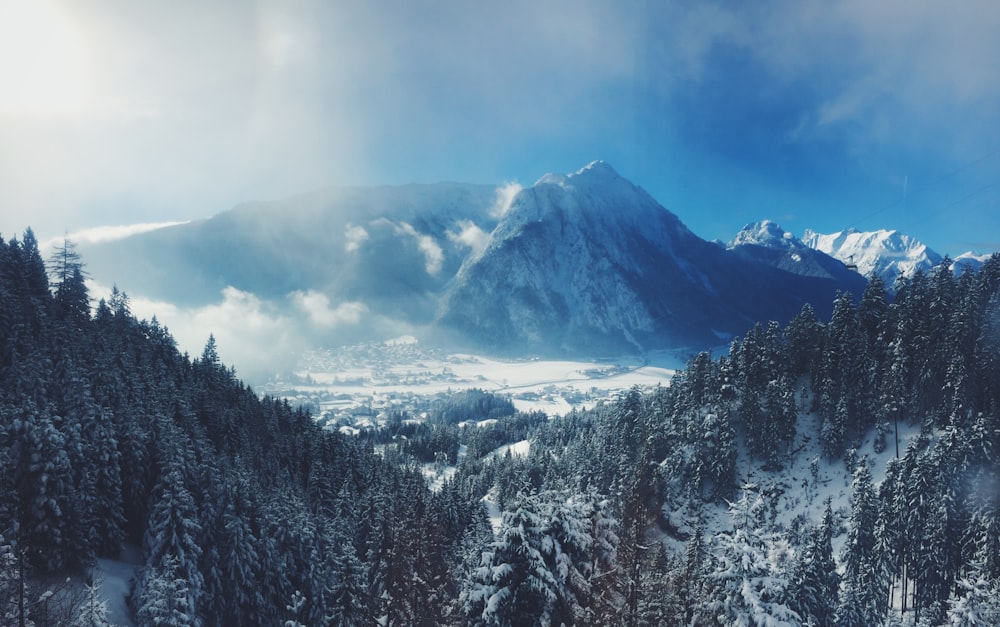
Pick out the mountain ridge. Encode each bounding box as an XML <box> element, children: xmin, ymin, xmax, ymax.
<box><xmin>802</xmin><ymin>227</ymin><xmax>942</xmax><ymax>286</ymax></box>
<box><xmin>73</xmin><ymin>162</ymin><xmax>913</xmax><ymax>358</ymax></box>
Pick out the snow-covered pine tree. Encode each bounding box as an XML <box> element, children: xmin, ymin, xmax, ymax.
<box><xmin>943</xmin><ymin>575</ymin><xmax>1000</xmax><ymax>626</ymax></box>
<box><xmin>706</xmin><ymin>485</ymin><xmax>800</xmax><ymax>627</ymax></box>
<box><xmin>139</xmin><ymin>441</ymin><xmax>204</xmax><ymax>625</ymax></box>
<box><xmin>460</xmin><ymin>490</ymin><xmax>618</xmax><ymax>626</ymax></box>
<box><xmin>837</xmin><ymin>464</ymin><xmax>885</xmax><ymax>626</ymax></box>
<box><xmin>461</xmin><ymin>498</ymin><xmax>559</xmax><ymax>626</ymax></box>
<box><xmin>136</xmin><ymin>555</ymin><xmax>196</xmax><ymax>627</ymax></box>
<box><xmin>324</xmin><ymin>516</ymin><xmax>372</xmax><ymax>627</ymax></box>
<box><xmin>70</xmin><ymin>575</ymin><xmax>113</xmax><ymax>627</ymax></box>
<box><xmin>788</xmin><ymin>500</ymin><xmax>839</xmax><ymax>627</ymax></box>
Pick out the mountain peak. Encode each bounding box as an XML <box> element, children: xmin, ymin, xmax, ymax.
<box><xmin>729</xmin><ymin>220</ymin><xmax>800</xmax><ymax>250</ymax></box>
<box><xmin>728</xmin><ymin>219</ymin><xmax>867</xmax><ymax>283</ymax></box>
<box><xmin>504</xmin><ymin>161</ymin><xmax>674</xmax><ymax>238</ymax></box>
<box><xmin>534</xmin><ymin>160</ymin><xmax>623</xmax><ymax>190</ymax></box>
<box><xmin>573</xmin><ymin>160</ymin><xmax>619</xmax><ymax>178</ymax></box>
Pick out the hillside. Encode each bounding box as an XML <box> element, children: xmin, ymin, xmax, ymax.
<box><xmin>79</xmin><ymin>182</ymin><xmax>499</xmax><ymax>314</ymax></box>
<box><xmin>2</xmin><ymin>230</ymin><xmax>998</xmax><ymax>625</ymax></box>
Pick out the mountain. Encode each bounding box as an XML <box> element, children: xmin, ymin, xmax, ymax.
<box><xmin>438</xmin><ymin>162</ymin><xmax>865</xmax><ymax>354</ymax></box>
<box><xmin>80</xmin><ymin>182</ymin><xmax>499</xmax><ymax>321</ymax></box>
<box><xmin>9</xmin><ymin>213</ymin><xmax>1000</xmax><ymax>626</ymax></box>
<box><xmin>727</xmin><ymin>220</ymin><xmax>862</xmax><ymax>282</ymax></box>
<box><xmin>954</xmin><ymin>250</ymin><xmax>993</xmax><ymax>275</ymax></box>
<box><xmin>801</xmin><ymin>227</ymin><xmax>942</xmax><ymax>286</ymax></box>
<box><xmin>80</xmin><ymin>162</ymin><xmax>869</xmax><ymax>357</ymax></box>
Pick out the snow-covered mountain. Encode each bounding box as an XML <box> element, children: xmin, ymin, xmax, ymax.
<box><xmin>80</xmin><ymin>161</ymin><xmax>869</xmax><ymax>356</ymax></box>
<box><xmin>439</xmin><ymin>162</ymin><xmax>864</xmax><ymax>354</ymax></box>
<box><xmin>954</xmin><ymin>250</ymin><xmax>993</xmax><ymax>275</ymax></box>
<box><xmin>728</xmin><ymin>220</ymin><xmax>862</xmax><ymax>282</ymax></box>
<box><xmin>801</xmin><ymin>228</ymin><xmax>942</xmax><ymax>286</ymax></box>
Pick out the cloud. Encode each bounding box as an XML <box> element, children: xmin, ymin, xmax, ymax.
<box><xmin>447</xmin><ymin>220</ymin><xmax>490</xmax><ymax>258</ymax></box>
<box><xmin>344</xmin><ymin>223</ymin><xmax>369</xmax><ymax>253</ymax></box>
<box><xmin>490</xmin><ymin>182</ymin><xmax>523</xmax><ymax>218</ymax></box>
<box><xmin>41</xmin><ymin>221</ymin><xmax>189</xmax><ymax>251</ymax></box>
<box><xmin>740</xmin><ymin>0</ymin><xmax>1000</xmax><ymax>147</ymax></box>
<box><xmin>5</xmin><ymin>0</ymin><xmax>998</xmax><ymax>262</ymax></box>
<box><xmin>289</xmin><ymin>290</ymin><xmax>367</xmax><ymax>328</ymax></box>
<box><xmin>90</xmin><ymin>282</ymin><xmax>303</xmax><ymax>381</ymax></box>
<box><xmin>87</xmin><ymin>279</ymin><xmax>409</xmax><ymax>384</ymax></box>
<box><xmin>395</xmin><ymin>222</ymin><xmax>444</xmax><ymax>275</ymax></box>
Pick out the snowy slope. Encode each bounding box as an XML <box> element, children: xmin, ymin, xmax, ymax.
<box><xmin>802</xmin><ymin>228</ymin><xmax>942</xmax><ymax>285</ymax></box>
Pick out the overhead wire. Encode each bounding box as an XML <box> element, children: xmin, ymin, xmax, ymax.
<box><xmin>853</xmin><ymin>146</ymin><xmax>1000</xmax><ymax>231</ymax></box>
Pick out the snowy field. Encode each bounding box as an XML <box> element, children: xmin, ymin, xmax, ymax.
<box><xmin>259</xmin><ymin>336</ymin><xmax>689</xmax><ymax>422</ymax></box>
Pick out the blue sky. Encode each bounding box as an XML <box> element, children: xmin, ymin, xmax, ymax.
<box><xmin>2</xmin><ymin>0</ymin><xmax>1000</xmax><ymax>255</ymax></box>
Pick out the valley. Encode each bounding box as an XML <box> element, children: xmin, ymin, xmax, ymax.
<box><xmin>258</xmin><ymin>336</ymin><xmax>688</xmax><ymax>429</ymax></box>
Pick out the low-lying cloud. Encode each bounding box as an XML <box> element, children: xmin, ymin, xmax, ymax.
<box><xmin>491</xmin><ymin>182</ymin><xmax>523</xmax><ymax>218</ymax></box>
<box><xmin>396</xmin><ymin>222</ymin><xmax>444</xmax><ymax>275</ymax></box>
<box><xmin>344</xmin><ymin>223</ymin><xmax>370</xmax><ymax>253</ymax></box>
<box><xmin>447</xmin><ymin>219</ymin><xmax>490</xmax><ymax>258</ymax></box>
<box><xmin>43</xmin><ymin>221</ymin><xmax>189</xmax><ymax>251</ymax></box>
<box><xmin>89</xmin><ymin>281</ymin><xmax>376</xmax><ymax>384</ymax></box>
<box><xmin>289</xmin><ymin>290</ymin><xmax>367</xmax><ymax>328</ymax></box>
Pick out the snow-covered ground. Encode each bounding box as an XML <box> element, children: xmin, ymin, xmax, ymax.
<box><xmin>95</xmin><ymin>544</ymin><xmax>142</xmax><ymax>627</ymax></box>
<box><xmin>260</xmin><ymin>337</ymin><xmax>686</xmax><ymax>426</ymax></box>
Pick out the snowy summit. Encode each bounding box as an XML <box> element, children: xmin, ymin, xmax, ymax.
<box><xmin>802</xmin><ymin>227</ymin><xmax>942</xmax><ymax>285</ymax></box>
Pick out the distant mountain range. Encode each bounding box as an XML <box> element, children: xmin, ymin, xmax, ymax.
<box><xmin>802</xmin><ymin>227</ymin><xmax>991</xmax><ymax>287</ymax></box>
<box><xmin>78</xmin><ymin>162</ymin><xmax>992</xmax><ymax>356</ymax></box>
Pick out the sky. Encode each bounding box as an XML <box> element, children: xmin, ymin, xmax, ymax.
<box><xmin>2</xmin><ymin>0</ymin><xmax>1000</xmax><ymax>257</ymax></box>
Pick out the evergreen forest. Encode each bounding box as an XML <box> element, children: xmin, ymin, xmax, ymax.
<box><xmin>1</xmin><ymin>228</ymin><xmax>999</xmax><ymax>626</ymax></box>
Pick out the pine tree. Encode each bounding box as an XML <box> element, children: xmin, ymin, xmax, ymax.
<box><xmin>283</xmin><ymin>590</ymin><xmax>307</xmax><ymax>627</ymax></box>
<box><xmin>461</xmin><ymin>499</ymin><xmax>559</xmax><ymax>626</ymax></box>
<box><xmin>788</xmin><ymin>500</ymin><xmax>839</xmax><ymax>627</ymax></box>
<box><xmin>141</xmin><ymin>447</ymin><xmax>204</xmax><ymax>624</ymax></box>
<box><xmin>48</xmin><ymin>236</ymin><xmax>91</xmax><ymax>328</ymax></box>
<box><xmin>71</xmin><ymin>575</ymin><xmax>113</xmax><ymax>627</ymax></box>
<box><xmin>460</xmin><ymin>491</ymin><xmax>616</xmax><ymax>626</ymax></box>
<box><xmin>785</xmin><ymin>302</ymin><xmax>823</xmax><ymax>376</ymax></box>
<box><xmin>706</xmin><ymin>486</ymin><xmax>800</xmax><ymax>626</ymax></box>
<box><xmin>943</xmin><ymin>575</ymin><xmax>1000</xmax><ymax>626</ymax></box>
<box><xmin>136</xmin><ymin>556</ymin><xmax>197</xmax><ymax>627</ymax></box>
<box><xmin>325</xmin><ymin>524</ymin><xmax>372</xmax><ymax>627</ymax></box>
<box><xmin>4</xmin><ymin>399</ymin><xmax>84</xmax><ymax>572</ymax></box>
<box><xmin>837</xmin><ymin>464</ymin><xmax>885</xmax><ymax>626</ymax></box>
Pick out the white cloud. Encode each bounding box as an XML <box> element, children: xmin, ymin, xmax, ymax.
<box><xmin>490</xmin><ymin>182</ymin><xmax>522</xmax><ymax>218</ymax></box>
<box><xmin>447</xmin><ymin>219</ymin><xmax>490</xmax><ymax>258</ymax></box>
<box><xmin>289</xmin><ymin>290</ymin><xmax>367</xmax><ymax>328</ymax></box>
<box><xmin>396</xmin><ymin>222</ymin><xmax>444</xmax><ymax>275</ymax></box>
<box><xmin>736</xmin><ymin>0</ymin><xmax>1000</xmax><ymax>145</ymax></box>
<box><xmin>90</xmin><ymin>282</ymin><xmax>303</xmax><ymax>381</ymax></box>
<box><xmin>42</xmin><ymin>221</ymin><xmax>189</xmax><ymax>251</ymax></box>
<box><xmin>344</xmin><ymin>223</ymin><xmax>369</xmax><ymax>253</ymax></box>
